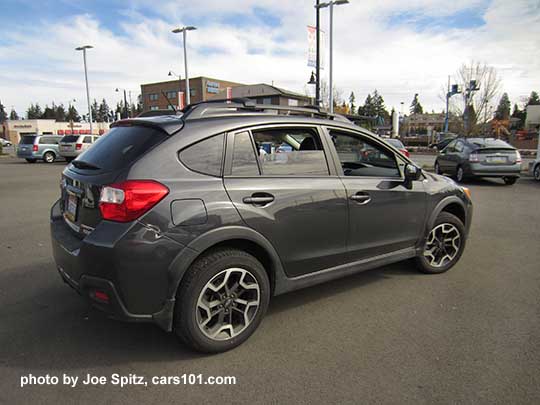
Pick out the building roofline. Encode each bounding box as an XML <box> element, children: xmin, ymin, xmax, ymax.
<box><xmin>141</xmin><ymin>76</ymin><xmax>244</xmax><ymax>87</ymax></box>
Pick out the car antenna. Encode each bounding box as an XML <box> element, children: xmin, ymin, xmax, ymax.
<box><xmin>161</xmin><ymin>91</ymin><xmax>177</xmax><ymax>113</ymax></box>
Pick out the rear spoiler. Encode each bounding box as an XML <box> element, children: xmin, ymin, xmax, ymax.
<box><xmin>110</xmin><ymin>115</ymin><xmax>184</xmax><ymax>136</ymax></box>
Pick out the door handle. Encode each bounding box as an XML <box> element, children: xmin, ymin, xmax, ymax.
<box><xmin>242</xmin><ymin>194</ymin><xmax>275</xmax><ymax>205</ymax></box>
<box><xmin>350</xmin><ymin>192</ymin><xmax>371</xmax><ymax>205</ymax></box>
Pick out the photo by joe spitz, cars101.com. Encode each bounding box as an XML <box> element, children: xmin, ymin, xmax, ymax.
<box><xmin>50</xmin><ymin>100</ymin><xmax>473</xmax><ymax>353</ymax></box>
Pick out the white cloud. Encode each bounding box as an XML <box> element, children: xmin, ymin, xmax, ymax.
<box><xmin>0</xmin><ymin>0</ymin><xmax>539</xmax><ymax>117</ymax></box>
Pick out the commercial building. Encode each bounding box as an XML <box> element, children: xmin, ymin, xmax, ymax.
<box><xmin>525</xmin><ymin>105</ymin><xmax>540</xmax><ymax>129</ymax></box>
<box><xmin>402</xmin><ymin>113</ymin><xmax>446</xmax><ymax>135</ymax></box>
<box><xmin>140</xmin><ymin>77</ymin><xmax>312</xmax><ymax>112</ymax></box>
<box><xmin>209</xmin><ymin>83</ymin><xmax>311</xmax><ymax>106</ymax></box>
<box><xmin>140</xmin><ymin>76</ymin><xmax>243</xmax><ymax>111</ymax></box>
<box><xmin>1</xmin><ymin>120</ymin><xmax>110</xmax><ymax>145</ymax></box>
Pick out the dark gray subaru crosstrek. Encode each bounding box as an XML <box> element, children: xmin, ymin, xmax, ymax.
<box><xmin>50</xmin><ymin>100</ymin><xmax>472</xmax><ymax>353</ymax></box>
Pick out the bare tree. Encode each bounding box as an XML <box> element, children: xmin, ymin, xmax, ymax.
<box><xmin>446</xmin><ymin>61</ymin><xmax>501</xmax><ymax>134</ymax></box>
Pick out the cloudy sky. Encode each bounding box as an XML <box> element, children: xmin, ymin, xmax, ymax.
<box><xmin>1</xmin><ymin>0</ymin><xmax>539</xmax><ymax>117</ymax></box>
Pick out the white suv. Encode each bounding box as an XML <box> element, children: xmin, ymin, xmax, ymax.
<box><xmin>59</xmin><ymin>135</ymin><xmax>100</xmax><ymax>162</ymax></box>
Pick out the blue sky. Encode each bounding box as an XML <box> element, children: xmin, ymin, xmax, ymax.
<box><xmin>0</xmin><ymin>0</ymin><xmax>539</xmax><ymax>116</ymax></box>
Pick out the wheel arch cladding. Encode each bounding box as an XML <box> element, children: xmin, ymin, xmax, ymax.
<box><xmin>167</xmin><ymin>226</ymin><xmax>286</xmax><ymax>300</ymax></box>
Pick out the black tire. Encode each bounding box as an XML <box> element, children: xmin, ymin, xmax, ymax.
<box><xmin>173</xmin><ymin>248</ymin><xmax>270</xmax><ymax>353</ymax></box>
<box><xmin>503</xmin><ymin>176</ymin><xmax>517</xmax><ymax>185</ymax></box>
<box><xmin>43</xmin><ymin>151</ymin><xmax>55</xmax><ymax>163</ymax></box>
<box><xmin>434</xmin><ymin>161</ymin><xmax>442</xmax><ymax>175</ymax></box>
<box><xmin>25</xmin><ymin>159</ymin><xmax>36</xmax><ymax>163</ymax></box>
<box><xmin>415</xmin><ymin>212</ymin><xmax>466</xmax><ymax>274</ymax></box>
<box><xmin>455</xmin><ymin>165</ymin><xmax>465</xmax><ymax>183</ymax></box>
<box><xmin>534</xmin><ymin>165</ymin><xmax>540</xmax><ymax>182</ymax></box>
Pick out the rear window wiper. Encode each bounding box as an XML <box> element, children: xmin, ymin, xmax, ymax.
<box><xmin>71</xmin><ymin>160</ymin><xmax>100</xmax><ymax>170</ymax></box>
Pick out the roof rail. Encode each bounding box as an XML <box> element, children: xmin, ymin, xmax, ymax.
<box><xmin>181</xmin><ymin>98</ymin><xmax>351</xmax><ymax>122</ymax></box>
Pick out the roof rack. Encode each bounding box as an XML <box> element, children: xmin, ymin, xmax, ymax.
<box><xmin>181</xmin><ymin>98</ymin><xmax>351</xmax><ymax>123</ymax></box>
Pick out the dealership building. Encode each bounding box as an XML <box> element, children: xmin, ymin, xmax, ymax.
<box><xmin>140</xmin><ymin>76</ymin><xmax>311</xmax><ymax>112</ymax></box>
<box><xmin>1</xmin><ymin>120</ymin><xmax>110</xmax><ymax>145</ymax></box>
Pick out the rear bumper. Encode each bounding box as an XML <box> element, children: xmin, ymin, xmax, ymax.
<box><xmin>467</xmin><ymin>162</ymin><xmax>521</xmax><ymax>178</ymax></box>
<box><xmin>50</xmin><ymin>199</ymin><xmax>182</xmax><ymax>331</ymax></box>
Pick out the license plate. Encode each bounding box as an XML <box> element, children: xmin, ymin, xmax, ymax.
<box><xmin>487</xmin><ymin>156</ymin><xmax>507</xmax><ymax>164</ymax></box>
<box><xmin>65</xmin><ymin>194</ymin><xmax>78</xmax><ymax>222</ymax></box>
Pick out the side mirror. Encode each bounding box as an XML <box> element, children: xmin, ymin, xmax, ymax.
<box><xmin>404</xmin><ymin>163</ymin><xmax>422</xmax><ymax>182</ymax></box>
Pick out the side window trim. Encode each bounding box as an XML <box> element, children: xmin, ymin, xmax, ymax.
<box><xmin>324</xmin><ymin>127</ymin><xmax>404</xmax><ymax>180</ymax></box>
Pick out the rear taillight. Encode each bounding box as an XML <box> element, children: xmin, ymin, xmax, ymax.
<box><xmin>32</xmin><ymin>144</ymin><xmax>38</xmax><ymax>152</ymax></box>
<box><xmin>75</xmin><ymin>143</ymin><xmax>82</xmax><ymax>150</ymax></box>
<box><xmin>469</xmin><ymin>152</ymin><xmax>479</xmax><ymax>162</ymax></box>
<box><xmin>515</xmin><ymin>151</ymin><xmax>522</xmax><ymax>164</ymax></box>
<box><xmin>99</xmin><ymin>180</ymin><xmax>169</xmax><ymax>222</ymax></box>
<box><xmin>400</xmin><ymin>148</ymin><xmax>410</xmax><ymax>158</ymax></box>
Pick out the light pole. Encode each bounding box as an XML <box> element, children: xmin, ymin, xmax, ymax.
<box><xmin>315</xmin><ymin>0</ymin><xmax>348</xmax><ymax>113</ymax></box>
<box><xmin>75</xmin><ymin>45</ymin><xmax>93</xmax><ymax>134</ymax></box>
<box><xmin>115</xmin><ymin>88</ymin><xmax>129</xmax><ymax>118</ymax></box>
<box><xmin>463</xmin><ymin>79</ymin><xmax>480</xmax><ymax>136</ymax></box>
<box><xmin>172</xmin><ymin>26</ymin><xmax>196</xmax><ymax>106</ymax></box>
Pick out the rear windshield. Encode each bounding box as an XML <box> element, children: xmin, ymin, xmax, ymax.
<box><xmin>61</xmin><ymin>135</ymin><xmax>79</xmax><ymax>142</ymax></box>
<box><xmin>470</xmin><ymin>138</ymin><xmax>512</xmax><ymax>148</ymax></box>
<box><xmin>20</xmin><ymin>136</ymin><xmax>36</xmax><ymax>145</ymax></box>
<box><xmin>74</xmin><ymin>126</ymin><xmax>168</xmax><ymax>172</ymax></box>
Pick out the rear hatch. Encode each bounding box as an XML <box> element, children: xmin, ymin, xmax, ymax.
<box><xmin>60</xmin><ymin>125</ymin><xmax>169</xmax><ymax>238</ymax></box>
<box><xmin>59</xmin><ymin>135</ymin><xmax>79</xmax><ymax>153</ymax></box>
<box><xmin>17</xmin><ymin>135</ymin><xmax>36</xmax><ymax>156</ymax></box>
<box><xmin>470</xmin><ymin>139</ymin><xmax>518</xmax><ymax>166</ymax></box>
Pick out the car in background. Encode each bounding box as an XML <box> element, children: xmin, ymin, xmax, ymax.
<box><xmin>435</xmin><ymin>137</ymin><xmax>521</xmax><ymax>184</ymax></box>
<box><xmin>59</xmin><ymin>134</ymin><xmax>100</xmax><ymax>162</ymax></box>
<box><xmin>0</xmin><ymin>138</ymin><xmax>13</xmax><ymax>147</ymax></box>
<box><xmin>275</xmin><ymin>144</ymin><xmax>293</xmax><ymax>153</ymax></box>
<box><xmin>529</xmin><ymin>158</ymin><xmax>540</xmax><ymax>182</ymax></box>
<box><xmin>384</xmin><ymin>138</ymin><xmax>410</xmax><ymax>158</ymax></box>
<box><xmin>16</xmin><ymin>134</ymin><xmax>64</xmax><ymax>163</ymax></box>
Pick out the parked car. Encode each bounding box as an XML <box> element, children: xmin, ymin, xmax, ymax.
<box><xmin>434</xmin><ymin>138</ymin><xmax>521</xmax><ymax>184</ymax></box>
<box><xmin>384</xmin><ymin>138</ymin><xmax>410</xmax><ymax>158</ymax></box>
<box><xmin>529</xmin><ymin>158</ymin><xmax>540</xmax><ymax>182</ymax></box>
<box><xmin>16</xmin><ymin>134</ymin><xmax>64</xmax><ymax>163</ymax></box>
<box><xmin>50</xmin><ymin>100</ymin><xmax>472</xmax><ymax>353</ymax></box>
<box><xmin>430</xmin><ymin>137</ymin><xmax>456</xmax><ymax>151</ymax></box>
<box><xmin>59</xmin><ymin>134</ymin><xmax>100</xmax><ymax>162</ymax></box>
<box><xmin>0</xmin><ymin>138</ymin><xmax>13</xmax><ymax>147</ymax></box>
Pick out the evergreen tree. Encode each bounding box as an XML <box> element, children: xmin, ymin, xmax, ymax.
<box><xmin>494</xmin><ymin>93</ymin><xmax>511</xmax><ymax>120</ymax></box>
<box><xmin>0</xmin><ymin>100</ymin><xmax>7</xmax><ymax>123</ymax></box>
<box><xmin>9</xmin><ymin>108</ymin><xmax>19</xmax><ymax>120</ymax></box>
<box><xmin>361</xmin><ymin>93</ymin><xmax>376</xmax><ymax>117</ymax></box>
<box><xmin>66</xmin><ymin>105</ymin><xmax>80</xmax><ymax>122</ymax></box>
<box><xmin>90</xmin><ymin>99</ymin><xmax>99</xmax><ymax>122</ymax></box>
<box><xmin>27</xmin><ymin>103</ymin><xmax>43</xmax><ymax>119</ymax></box>
<box><xmin>135</xmin><ymin>95</ymin><xmax>143</xmax><ymax>116</ymax></box>
<box><xmin>511</xmin><ymin>103</ymin><xmax>526</xmax><ymax>129</ymax></box>
<box><xmin>115</xmin><ymin>101</ymin><xmax>125</xmax><ymax>119</ymax></box>
<box><xmin>372</xmin><ymin>89</ymin><xmax>390</xmax><ymax>123</ymax></box>
<box><xmin>42</xmin><ymin>104</ymin><xmax>56</xmax><ymax>119</ymax></box>
<box><xmin>349</xmin><ymin>91</ymin><xmax>356</xmax><ymax>114</ymax></box>
<box><xmin>55</xmin><ymin>104</ymin><xmax>67</xmax><ymax>121</ymax></box>
<box><xmin>410</xmin><ymin>93</ymin><xmax>424</xmax><ymax>114</ymax></box>
<box><xmin>97</xmin><ymin>99</ymin><xmax>110</xmax><ymax>122</ymax></box>
<box><xmin>526</xmin><ymin>91</ymin><xmax>540</xmax><ymax>106</ymax></box>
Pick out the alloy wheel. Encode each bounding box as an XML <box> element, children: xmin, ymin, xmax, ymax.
<box><xmin>456</xmin><ymin>167</ymin><xmax>464</xmax><ymax>182</ymax></box>
<box><xmin>423</xmin><ymin>223</ymin><xmax>461</xmax><ymax>268</ymax></box>
<box><xmin>535</xmin><ymin>165</ymin><xmax>540</xmax><ymax>181</ymax></box>
<box><xmin>196</xmin><ymin>268</ymin><xmax>260</xmax><ymax>341</ymax></box>
<box><xmin>44</xmin><ymin>152</ymin><xmax>54</xmax><ymax>163</ymax></box>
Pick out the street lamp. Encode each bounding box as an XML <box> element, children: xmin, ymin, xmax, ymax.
<box><xmin>115</xmin><ymin>88</ymin><xmax>130</xmax><ymax>119</ymax></box>
<box><xmin>315</xmin><ymin>0</ymin><xmax>349</xmax><ymax>113</ymax></box>
<box><xmin>171</xmin><ymin>26</ymin><xmax>197</xmax><ymax>106</ymax></box>
<box><xmin>75</xmin><ymin>45</ymin><xmax>93</xmax><ymax>134</ymax></box>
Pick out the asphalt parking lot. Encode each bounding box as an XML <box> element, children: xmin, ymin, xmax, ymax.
<box><xmin>0</xmin><ymin>157</ymin><xmax>539</xmax><ymax>404</ymax></box>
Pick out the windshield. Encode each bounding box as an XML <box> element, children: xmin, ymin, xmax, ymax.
<box><xmin>469</xmin><ymin>138</ymin><xmax>513</xmax><ymax>149</ymax></box>
<box><xmin>20</xmin><ymin>136</ymin><xmax>36</xmax><ymax>145</ymax></box>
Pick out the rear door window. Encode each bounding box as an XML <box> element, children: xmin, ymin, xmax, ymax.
<box><xmin>179</xmin><ymin>134</ymin><xmax>225</xmax><ymax>177</ymax></box>
<box><xmin>250</xmin><ymin>127</ymin><xmax>329</xmax><ymax>176</ymax></box>
<box><xmin>74</xmin><ymin>126</ymin><xmax>168</xmax><ymax>172</ymax></box>
<box><xmin>231</xmin><ymin>131</ymin><xmax>259</xmax><ymax>176</ymax></box>
<box><xmin>83</xmin><ymin>136</ymin><xmax>92</xmax><ymax>143</ymax></box>
<box><xmin>61</xmin><ymin>135</ymin><xmax>79</xmax><ymax>143</ymax></box>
